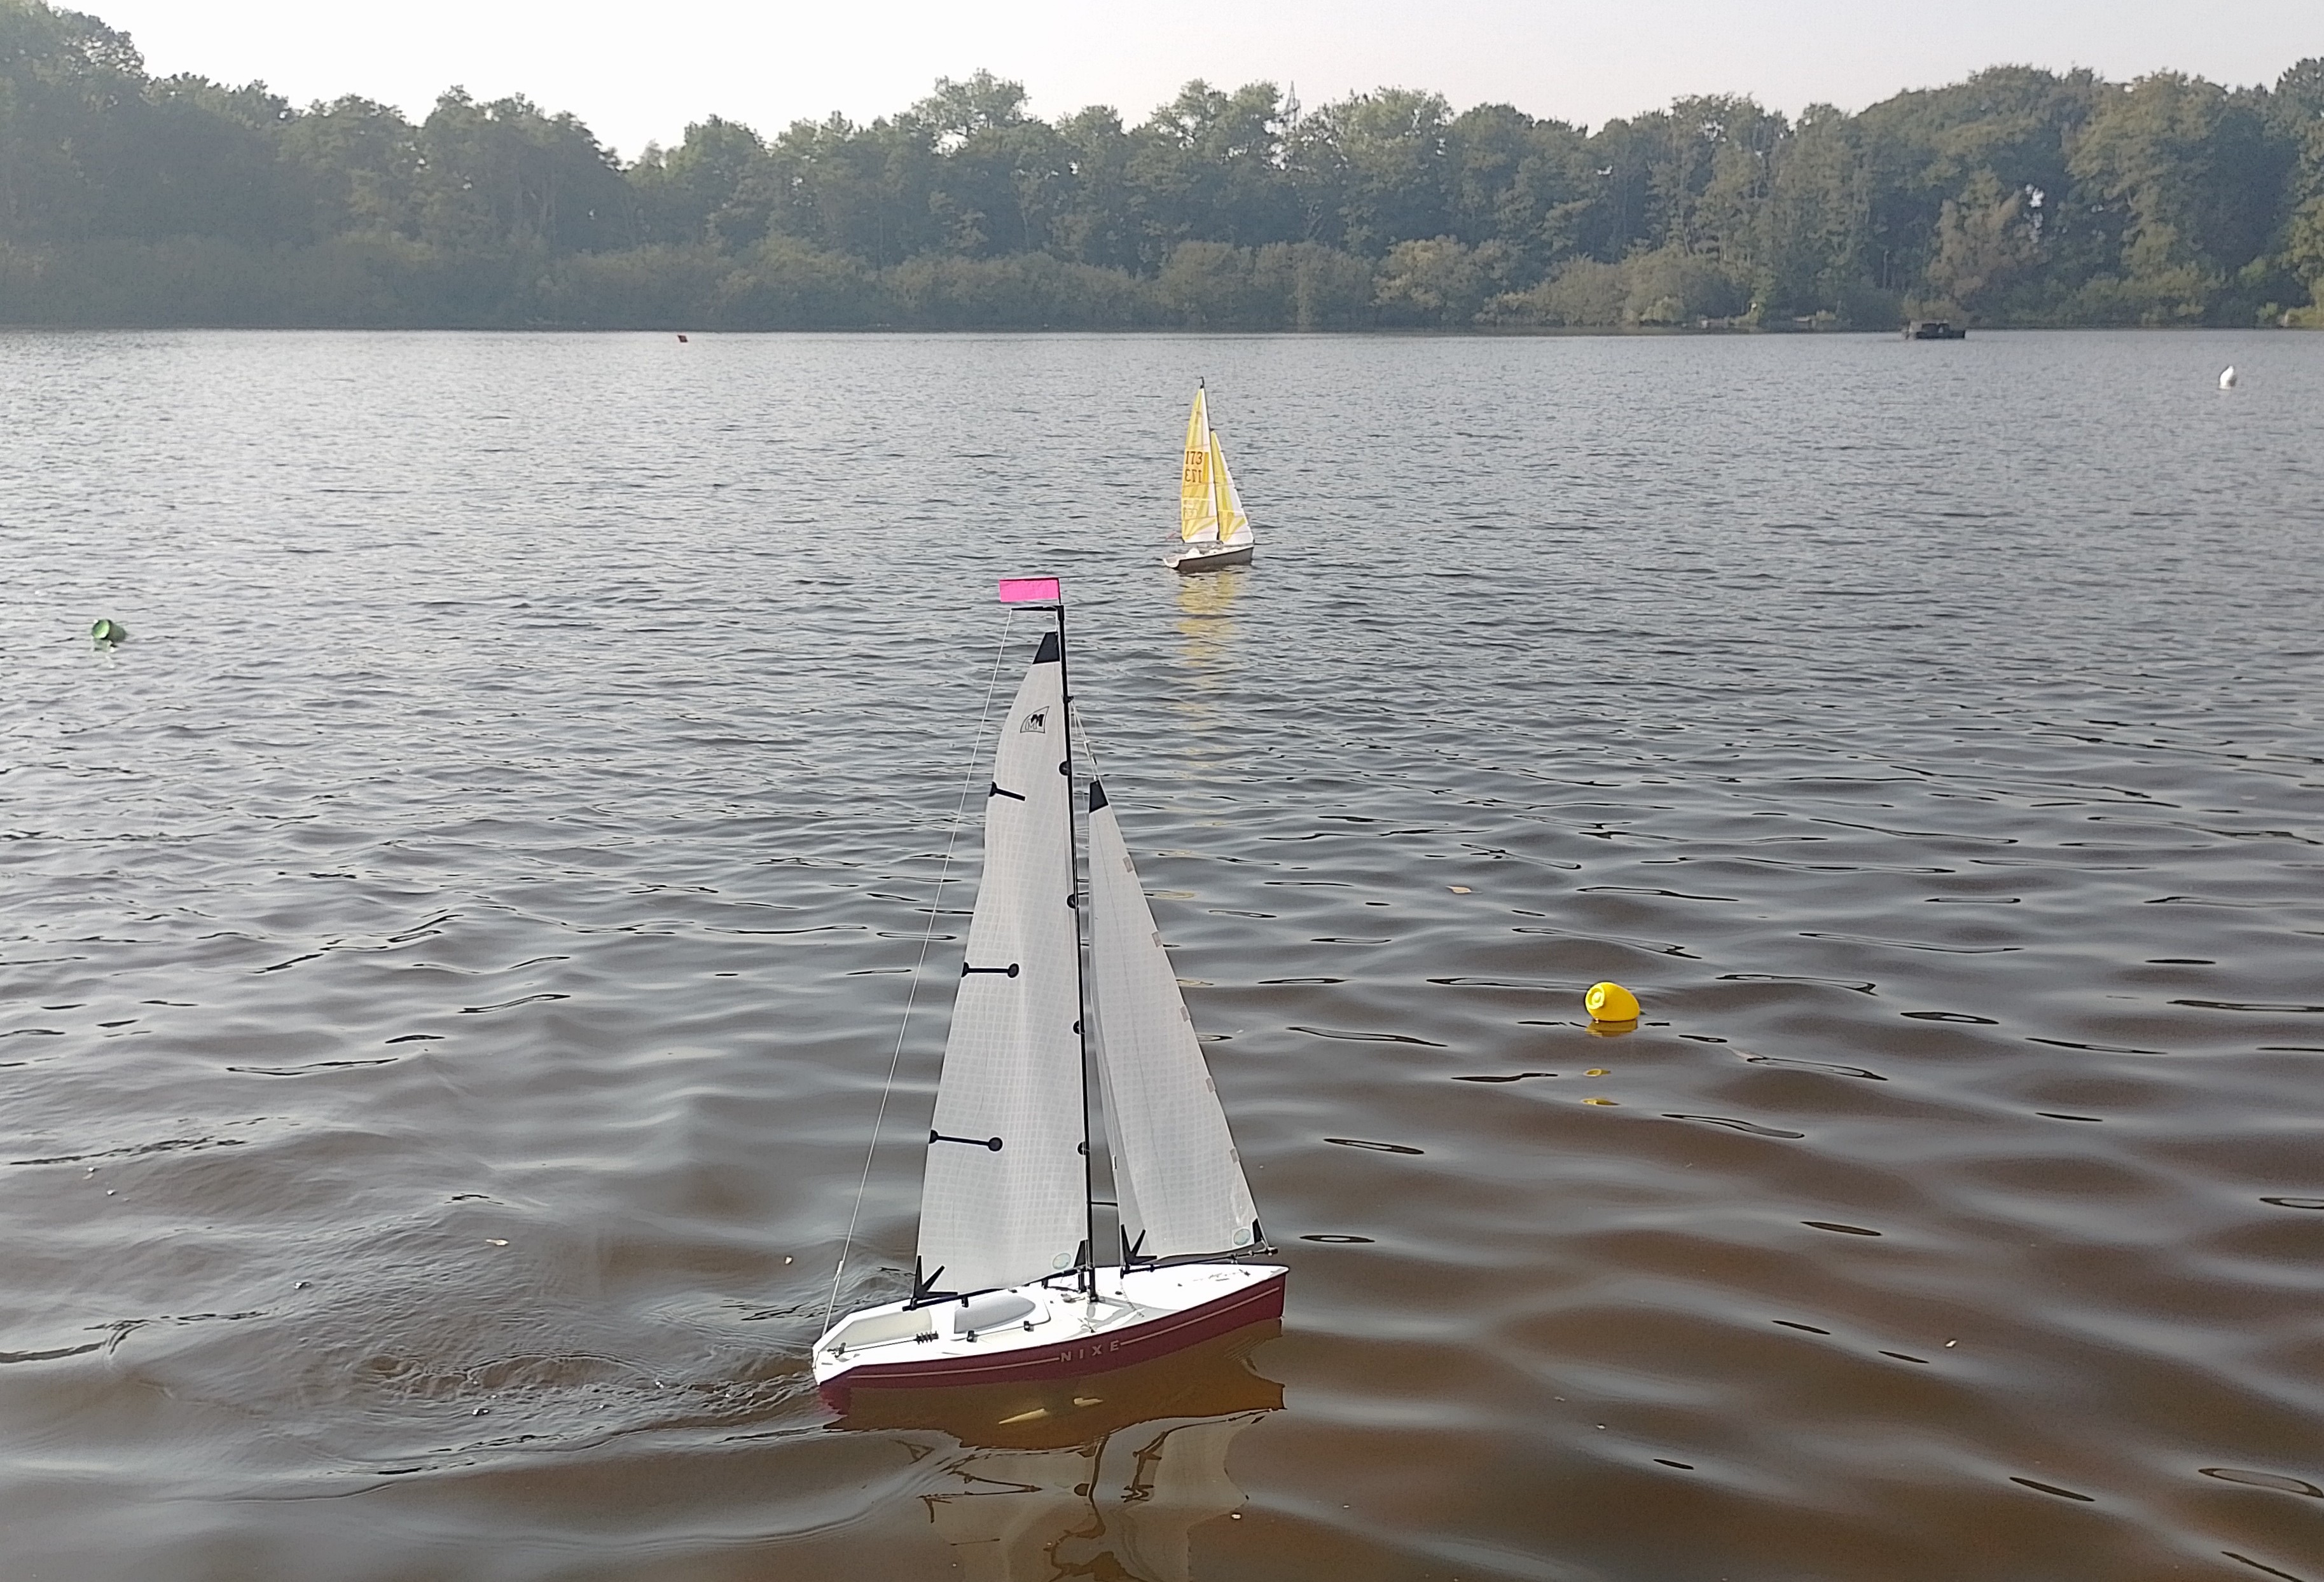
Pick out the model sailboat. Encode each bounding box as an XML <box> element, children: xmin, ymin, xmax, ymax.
<box><xmin>813</xmin><ymin>579</ymin><xmax>1283</xmax><ymax>1410</ymax></box>
<box><xmin>1164</xmin><ymin>383</ymin><xmax>1255</xmax><ymax>574</ymax></box>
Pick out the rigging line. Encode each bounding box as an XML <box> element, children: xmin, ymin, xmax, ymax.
<box><xmin>1065</xmin><ymin>682</ymin><xmax>1112</xmax><ymax>1288</ymax></box>
<box><xmin>821</xmin><ymin>610</ymin><xmax>1018</xmax><ymax>1335</ymax></box>
<box><xmin>1053</xmin><ymin>602</ymin><xmax>1101</xmax><ymax>1297</ymax></box>
<box><xmin>1069</xmin><ymin>696</ymin><xmax>1107</xmax><ymax>783</ymax></box>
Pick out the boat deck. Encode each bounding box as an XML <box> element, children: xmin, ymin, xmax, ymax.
<box><xmin>814</xmin><ymin>1263</ymin><xmax>1285</xmax><ymax>1409</ymax></box>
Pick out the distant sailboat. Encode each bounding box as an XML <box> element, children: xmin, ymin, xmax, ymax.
<box><xmin>1164</xmin><ymin>383</ymin><xmax>1255</xmax><ymax>574</ymax></box>
<box><xmin>813</xmin><ymin>578</ymin><xmax>1283</xmax><ymax>1411</ymax></box>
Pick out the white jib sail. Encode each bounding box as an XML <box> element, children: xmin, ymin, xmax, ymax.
<box><xmin>1211</xmin><ymin>431</ymin><xmax>1252</xmax><ymax>547</ymax></box>
<box><xmin>917</xmin><ymin>633</ymin><xmax>1088</xmax><ymax>1295</ymax></box>
<box><xmin>1085</xmin><ymin>783</ymin><xmax>1260</xmax><ymax>1263</ymax></box>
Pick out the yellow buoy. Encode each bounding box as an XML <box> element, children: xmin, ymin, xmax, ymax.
<box><xmin>1585</xmin><ymin>981</ymin><xmax>1640</xmax><ymax>1022</ymax></box>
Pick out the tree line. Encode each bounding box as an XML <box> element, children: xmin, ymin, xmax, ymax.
<box><xmin>2</xmin><ymin>0</ymin><xmax>2320</xmax><ymax>330</ymax></box>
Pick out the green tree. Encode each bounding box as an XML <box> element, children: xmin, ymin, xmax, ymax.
<box><xmin>1922</xmin><ymin>170</ymin><xmax>2040</xmax><ymax>317</ymax></box>
<box><xmin>2066</xmin><ymin>72</ymin><xmax>2288</xmax><ymax>321</ymax></box>
<box><xmin>1853</xmin><ymin>66</ymin><xmax>2101</xmax><ymax>305</ymax></box>
<box><xmin>1290</xmin><ymin>88</ymin><xmax>1455</xmax><ymax>252</ymax></box>
<box><xmin>2</xmin><ymin>1</ymin><xmax>2321</xmax><ymax>334</ymax></box>
<box><xmin>630</xmin><ymin>116</ymin><xmax>770</xmax><ymax>245</ymax></box>
<box><xmin>1051</xmin><ymin>104</ymin><xmax>1138</xmax><ymax>270</ymax></box>
<box><xmin>2266</xmin><ymin>59</ymin><xmax>2324</xmax><ymax>311</ymax></box>
<box><xmin>914</xmin><ymin>72</ymin><xmax>1074</xmax><ymax>257</ymax></box>
<box><xmin>1447</xmin><ymin>105</ymin><xmax>1593</xmax><ymax>274</ymax></box>
<box><xmin>0</xmin><ymin>0</ymin><xmax>144</xmax><ymax>240</ymax></box>
<box><xmin>1752</xmin><ymin>106</ymin><xmax>1881</xmax><ymax>320</ymax></box>
<box><xmin>764</xmin><ymin>111</ymin><xmax>941</xmax><ymax>266</ymax></box>
<box><xmin>1253</xmin><ymin>240</ymin><xmax>1374</xmax><ymax>327</ymax></box>
<box><xmin>1373</xmin><ymin>235</ymin><xmax>1508</xmax><ymax>325</ymax></box>
<box><xmin>413</xmin><ymin>90</ymin><xmax>630</xmax><ymax>253</ymax></box>
<box><xmin>282</xmin><ymin>96</ymin><xmax>419</xmax><ymax>238</ymax></box>
<box><xmin>1123</xmin><ymin>80</ymin><xmax>1296</xmax><ymax>266</ymax></box>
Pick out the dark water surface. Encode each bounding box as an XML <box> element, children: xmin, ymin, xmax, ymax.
<box><xmin>3</xmin><ymin>329</ymin><xmax>2321</xmax><ymax>1581</ymax></box>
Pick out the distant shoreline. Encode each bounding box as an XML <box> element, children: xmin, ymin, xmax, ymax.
<box><xmin>0</xmin><ymin>320</ymin><xmax>2312</xmax><ymax>336</ymax></box>
<box><xmin>2</xmin><ymin>4</ymin><xmax>2318</xmax><ymax>339</ymax></box>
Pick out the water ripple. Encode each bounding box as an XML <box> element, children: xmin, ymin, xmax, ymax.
<box><xmin>3</xmin><ymin>328</ymin><xmax>2320</xmax><ymax>1581</ymax></box>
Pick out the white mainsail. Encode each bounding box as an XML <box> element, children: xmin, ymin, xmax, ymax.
<box><xmin>1179</xmin><ymin>387</ymin><xmax>1219</xmax><ymax>545</ymax></box>
<box><xmin>1085</xmin><ymin>781</ymin><xmax>1260</xmax><ymax>1263</ymax></box>
<box><xmin>916</xmin><ymin>633</ymin><xmax>1088</xmax><ymax>1295</ymax></box>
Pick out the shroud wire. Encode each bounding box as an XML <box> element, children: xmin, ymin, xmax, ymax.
<box><xmin>820</xmin><ymin>612</ymin><xmax>1020</xmax><ymax>1336</ymax></box>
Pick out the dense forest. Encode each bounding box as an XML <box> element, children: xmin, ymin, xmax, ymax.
<box><xmin>2</xmin><ymin>1</ymin><xmax>2320</xmax><ymax>330</ymax></box>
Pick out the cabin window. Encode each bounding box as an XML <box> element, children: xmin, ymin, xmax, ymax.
<box><xmin>830</xmin><ymin>1310</ymin><xmax>935</xmax><ymax>1351</ymax></box>
<box><xmin>952</xmin><ymin>1293</ymin><xmax>1039</xmax><ymax>1334</ymax></box>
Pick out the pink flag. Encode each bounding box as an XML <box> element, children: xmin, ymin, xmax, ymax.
<box><xmin>997</xmin><ymin>576</ymin><xmax>1062</xmax><ymax>604</ymax></box>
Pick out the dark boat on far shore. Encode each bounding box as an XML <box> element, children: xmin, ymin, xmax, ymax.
<box><xmin>1905</xmin><ymin>319</ymin><xmax>1967</xmax><ymax>340</ymax></box>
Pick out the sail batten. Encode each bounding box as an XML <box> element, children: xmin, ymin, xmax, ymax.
<box><xmin>1085</xmin><ymin>783</ymin><xmax>1261</xmax><ymax>1264</ymax></box>
<box><xmin>916</xmin><ymin>641</ymin><xmax>1087</xmax><ymax>1295</ymax></box>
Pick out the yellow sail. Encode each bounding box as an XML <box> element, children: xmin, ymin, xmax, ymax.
<box><xmin>1209</xmin><ymin>430</ymin><xmax>1250</xmax><ymax>545</ymax></box>
<box><xmin>1180</xmin><ymin>387</ymin><xmax>1218</xmax><ymax>543</ymax></box>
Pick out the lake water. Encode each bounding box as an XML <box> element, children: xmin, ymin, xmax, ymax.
<box><xmin>3</xmin><ymin>328</ymin><xmax>2321</xmax><ymax>1582</ymax></box>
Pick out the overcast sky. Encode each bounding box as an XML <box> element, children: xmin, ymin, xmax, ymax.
<box><xmin>86</xmin><ymin>1</ymin><xmax>2323</xmax><ymax>158</ymax></box>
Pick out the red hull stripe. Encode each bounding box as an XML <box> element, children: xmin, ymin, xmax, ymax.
<box><xmin>821</xmin><ymin>1272</ymin><xmax>1285</xmax><ymax>1410</ymax></box>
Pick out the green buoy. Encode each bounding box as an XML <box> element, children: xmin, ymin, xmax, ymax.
<box><xmin>90</xmin><ymin>618</ymin><xmax>128</xmax><ymax>645</ymax></box>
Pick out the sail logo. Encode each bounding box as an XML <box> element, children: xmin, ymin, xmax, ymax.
<box><xmin>1182</xmin><ymin>454</ymin><xmax>1208</xmax><ymax>485</ymax></box>
<box><xmin>1020</xmin><ymin>708</ymin><xmax>1049</xmax><ymax>734</ymax></box>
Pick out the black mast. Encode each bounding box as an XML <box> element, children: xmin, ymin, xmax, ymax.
<box><xmin>1051</xmin><ymin>600</ymin><xmax>1100</xmax><ymax>1297</ymax></box>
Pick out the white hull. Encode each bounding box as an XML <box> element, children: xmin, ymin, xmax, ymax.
<box><xmin>814</xmin><ymin>1263</ymin><xmax>1285</xmax><ymax>1408</ymax></box>
<box><xmin>1165</xmin><ymin>541</ymin><xmax>1254</xmax><ymax>574</ymax></box>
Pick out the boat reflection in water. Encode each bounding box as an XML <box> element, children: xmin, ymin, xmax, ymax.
<box><xmin>1173</xmin><ymin>563</ymin><xmax>1244</xmax><ymax>746</ymax></box>
<box><xmin>833</xmin><ymin>1318</ymin><xmax>1283</xmax><ymax>1582</ymax></box>
<box><xmin>1173</xmin><ymin>561</ymin><xmax>1244</xmax><ymax>658</ymax></box>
